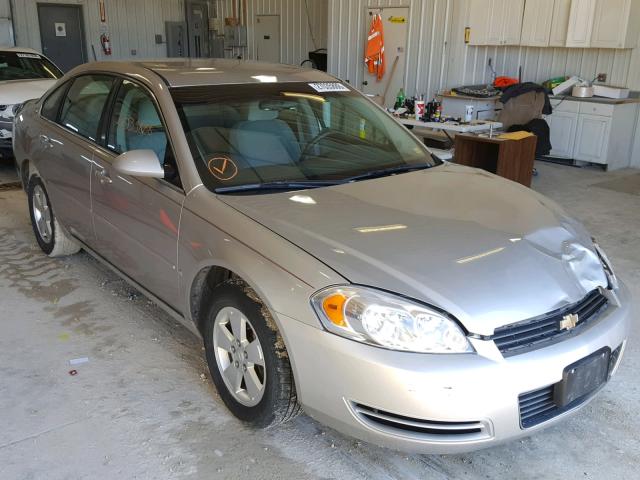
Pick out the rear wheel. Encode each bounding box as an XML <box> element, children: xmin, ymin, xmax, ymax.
<box><xmin>203</xmin><ymin>281</ymin><xmax>300</xmax><ymax>427</ymax></box>
<box><xmin>27</xmin><ymin>176</ymin><xmax>80</xmax><ymax>257</ymax></box>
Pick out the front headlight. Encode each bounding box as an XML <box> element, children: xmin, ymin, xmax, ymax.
<box><xmin>311</xmin><ymin>286</ymin><xmax>473</xmax><ymax>353</ymax></box>
<box><xmin>593</xmin><ymin>239</ymin><xmax>618</xmax><ymax>290</ymax></box>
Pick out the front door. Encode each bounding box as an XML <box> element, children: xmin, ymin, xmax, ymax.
<box><xmin>37</xmin><ymin>4</ymin><xmax>87</xmax><ymax>72</ymax></box>
<box><xmin>91</xmin><ymin>79</ymin><xmax>184</xmax><ymax>309</ymax></box>
<box><xmin>361</xmin><ymin>7</ymin><xmax>409</xmax><ymax>107</ymax></box>
<box><xmin>255</xmin><ymin>15</ymin><xmax>280</xmax><ymax>63</ymax></box>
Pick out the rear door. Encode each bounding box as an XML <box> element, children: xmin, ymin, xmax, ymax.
<box><xmin>36</xmin><ymin>74</ymin><xmax>116</xmax><ymax>244</ymax></box>
<box><xmin>91</xmin><ymin>78</ymin><xmax>184</xmax><ymax>309</ymax></box>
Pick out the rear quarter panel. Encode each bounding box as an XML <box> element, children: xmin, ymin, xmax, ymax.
<box><xmin>12</xmin><ymin>99</ymin><xmax>42</xmax><ymax>182</ymax></box>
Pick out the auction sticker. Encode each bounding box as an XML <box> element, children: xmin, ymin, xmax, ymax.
<box><xmin>308</xmin><ymin>82</ymin><xmax>350</xmax><ymax>93</ymax></box>
<box><xmin>208</xmin><ymin>156</ymin><xmax>238</xmax><ymax>181</ymax></box>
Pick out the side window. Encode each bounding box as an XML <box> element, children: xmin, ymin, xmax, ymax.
<box><xmin>59</xmin><ymin>75</ymin><xmax>115</xmax><ymax>141</ymax></box>
<box><xmin>41</xmin><ymin>82</ymin><xmax>69</xmax><ymax>121</ymax></box>
<box><xmin>107</xmin><ymin>80</ymin><xmax>181</xmax><ymax>188</ymax></box>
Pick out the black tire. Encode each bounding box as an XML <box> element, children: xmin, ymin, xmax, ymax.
<box><xmin>27</xmin><ymin>176</ymin><xmax>80</xmax><ymax>257</ymax></box>
<box><xmin>203</xmin><ymin>281</ymin><xmax>300</xmax><ymax>427</ymax></box>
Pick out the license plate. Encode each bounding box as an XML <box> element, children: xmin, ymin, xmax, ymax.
<box><xmin>554</xmin><ymin>348</ymin><xmax>610</xmax><ymax>408</ymax></box>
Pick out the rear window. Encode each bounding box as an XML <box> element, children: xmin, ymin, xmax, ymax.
<box><xmin>59</xmin><ymin>75</ymin><xmax>115</xmax><ymax>141</ymax></box>
<box><xmin>0</xmin><ymin>51</ymin><xmax>62</xmax><ymax>81</ymax></box>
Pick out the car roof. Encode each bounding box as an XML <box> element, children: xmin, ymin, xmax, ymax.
<box><xmin>0</xmin><ymin>46</ymin><xmax>43</xmax><ymax>55</ymax></box>
<box><xmin>69</xmin><ymin>58</ymin><xmax>338</xmax><ymax>87</ymax></box>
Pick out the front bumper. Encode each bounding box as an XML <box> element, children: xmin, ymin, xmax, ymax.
<box><xmin>278</xmin><ymin>284</ymin><xmax>631</xmax><ymax>454</ymax></box>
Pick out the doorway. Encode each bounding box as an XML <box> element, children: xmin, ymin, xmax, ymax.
<box><xmin>37</xmin><ymin>4</ymin><xmax>86</xmax><ymax>72</ymax></box>
<box><xmin>361</xmin><ymin>7</ymin><xmax>409</xmax><ymax>106</ymax></box>
<box><xmin>255</xmin><ymin>15</ymin><xmax>280</xmax><ymax>63</ymax></box>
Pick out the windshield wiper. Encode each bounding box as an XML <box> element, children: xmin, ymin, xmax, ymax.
<box><xmin>342</xmin><ymin>163</ymin><xmax>432</xmax><ymax>183</ymax></box>
<box><xmin>214</xmin><ymin>180</ymin><xmax>342</xmax><ymax>194</ymax></box>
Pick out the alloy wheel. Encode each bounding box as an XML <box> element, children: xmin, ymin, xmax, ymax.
<box><xmin>32</xmin><ymin>184</ymin><xmax>52</xmax><ymax>242</ymax></box>
<box><xmin>213</xmin><ymin>306</ymin><xmax>266</xmax><ymax>407</ymax></box>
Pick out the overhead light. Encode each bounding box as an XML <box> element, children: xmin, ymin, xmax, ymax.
<box><xmin>355</xmin><ymin>224</ymin><xmax>407</xmax><ymax>233</ymax></box>
<box><xmin>251</xmin><ymin>75</ymin><xmax>278</xmax><ymax>83</ymax></box>
<box><xmin>196</xmin><ymin>67</ymin><xmax>216</xmax><ymax>71</ymax></box>
<box><xmin>289</xmin><ymin>195</ymin><xmax>316</xmax><ymax>205</ymax></box>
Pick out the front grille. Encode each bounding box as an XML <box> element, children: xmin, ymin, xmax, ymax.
<box><xmin>351</xmin><ymin>403</ymin><xmax>491</xmax><ymax>441</ymax></box>
<box><xmin>491</xmin><ymin>289</ymin><xmax>609</xmax><ymax>355</ymax></box>
<box><xmin>519</xmin><ymin>344</ymin><xmax>623</xmax><ymax>428</ymax></box>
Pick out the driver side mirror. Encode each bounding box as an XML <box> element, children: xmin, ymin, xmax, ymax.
<box><xmin>113</xmin><ymin>149</ymin><xmax>164</xmax><ymax>178</ymax></box>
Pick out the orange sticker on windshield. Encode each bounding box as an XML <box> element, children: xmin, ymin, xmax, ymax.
<box><xmin>208</xmin><ymin>156</ymin><xmax>238</xmax><ymax>181</ymax></box>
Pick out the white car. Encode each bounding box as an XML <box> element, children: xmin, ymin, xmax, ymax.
<box><xmin>0</xmin><ymin>47</ymin><xmax>62</xmax><ymax>159</ymax></box>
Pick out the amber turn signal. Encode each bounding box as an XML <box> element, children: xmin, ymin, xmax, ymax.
<box><xmin>322</xmin><ymin>293</ymin><xmax>347</xmax><ymax>327</ymax></box>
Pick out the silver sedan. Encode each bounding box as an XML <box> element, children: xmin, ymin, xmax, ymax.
<box><xmin>13</xmin><ymin>60</ymin><xmax>630</xmax><ymax>453</ymax></box>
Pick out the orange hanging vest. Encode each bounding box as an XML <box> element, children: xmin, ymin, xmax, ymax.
<box><xmin>365</xmin><ymin>14</ymin><xmax>385</xmax><ymax>80</ymax></box>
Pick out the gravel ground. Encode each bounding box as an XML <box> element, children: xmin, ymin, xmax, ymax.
<box><xmin>0</xmin><ymin>161</ymin><xmax>638</xmax><ymax>480</ymax></box>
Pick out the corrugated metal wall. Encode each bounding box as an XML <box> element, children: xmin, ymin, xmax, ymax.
<box><xmin>328</xmin><ymin>0</ymin><xmax>640</xmax><ymax>98</ymax></box>
<box><xmin>213</xmin><ymin>0</ymin><xmax>328</xmax><ymax>65</ymax></box>
<box><xmin>11</xmin><ymin>0</ymin><xmax>184</xmax><ymax>61</ymax></box>
<box><xmin>0</xmin><ymin>0</ymin><xmax>14</xmax><ymax>46</ymax></box>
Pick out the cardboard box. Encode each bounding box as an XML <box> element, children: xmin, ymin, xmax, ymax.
<box><xmin>552</xmin><ymin>76</ymin><xmax>581</xmax><ymax>96</ymax></box>
<box><xmin>592</xmin><ymin>85</ymin><xmax>630</xmax><ymax>99</ymax></box>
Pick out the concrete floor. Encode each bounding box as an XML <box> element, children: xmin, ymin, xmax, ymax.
<box><xmin>0</xmin><ymin>161</ymin><xmax>638</xmax><ymax>480</ymax></box>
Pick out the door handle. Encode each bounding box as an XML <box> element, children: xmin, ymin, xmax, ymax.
<box><xmin>39</xmin><ymin>134</ymin><xmax>55</xmax><ymax>149</ymax></box>
<box><xmin>95</xmin><ymin>168</ymin><xmax>113</xmax><ymax>185</ymax></box>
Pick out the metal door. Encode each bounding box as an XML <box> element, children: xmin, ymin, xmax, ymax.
<box><xmin>255</xmin><ymin>15</ymin><xmax>280</xmax><ymax>63</ymax></box>
<box><xmin>37</xmin><ymin>4</ymin><xmax>86</xmax><ymax>72</ymax></box>
<box><xmin>186</xmin><ymin>0</ymin><xmax>209</xmax><ymax>57</ymax></box>
<box><xmin>361</xmin><ymin>7</ymin><xmax>409</xmax><ymax>106</ymax></box>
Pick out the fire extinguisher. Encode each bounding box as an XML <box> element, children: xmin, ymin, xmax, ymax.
<box><xmin>100</xmin><ymin>33</ymin><xmax>112</xmax><ymax>56</ymax></box>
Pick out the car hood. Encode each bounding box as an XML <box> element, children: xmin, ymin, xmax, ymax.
<box><xmin>219</xmin><ymin>164</ymin><xmax>607</xmax><ymax>335</ymax></box>
<box><xmin>0</xmin><ymin>79</ymin><xmax>56</xmax><ymax>106</ymax></box>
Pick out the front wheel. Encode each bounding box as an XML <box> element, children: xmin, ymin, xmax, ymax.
<box><xmin>27</xmin><ymin>176</ymin><xmax>80</xmax><ymax>257</ymax></box>
<box><xmin>203</xmin><ymin>281</ymin><xmax>300</xmax><ymax>427</ymax></box>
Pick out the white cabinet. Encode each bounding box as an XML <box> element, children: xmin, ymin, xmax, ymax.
<box><xmin>470</xmin><ymin>0</ymin><xmax>637</xmax><ymax>49</ymax></box>
<box><xmin>521</xmin><ymin>0</ymin><xmax>555</xmax><ymax>46</ymax></box>
<box><xmin>574</xmin><ymin>115</ymin><xmax>611</xmax><ymax>164</ymax></box>
<box><xmin>549</xmin><ymin>0</ymin><xmax>572</xmax><ymax>46</ymax></box>
<box><xmin>591</xmin><ymin>0</ymin><xmax>640</xmax><ymax>49</ymax></box>
<box><xmin>468</xmin><ymin>0</ymin><xmax>493</xmax><ymax>45</ymax></box>
<box><xmin>469</xmin><ymin>0</ymin><xmax>525</xmax><ymax>46</ymax></box>
<box><xmin>566</xmin><ymin>0</ymin><xmax>597</xmax><ymax>47</ymax></box>
<box><xmin>502</xmin><ymin>0</ymin><xmax>526</xmax><ymax>44</ymax></box>
<box><xmin>547</xmin><ymin>112</ymin><xmax>578</xmax><ymax>158</ymax></box>
<box><xmin>545</xmin><ymin>98</ymin><xmax>639</xmax><ymax>170</ymax></box>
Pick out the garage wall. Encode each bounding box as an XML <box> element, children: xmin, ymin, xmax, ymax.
<box><xmin>328</xmin><ymin>0</ymin><xmax>640</xmax><ymax>166</ymax></box>
<box><xmin>11</xmin><ymin>0</ymin><xmax>184</xmax><ymax>61</ymax></box>
<box><xmin>0</xmin><ymin>0</ymin><xmax>14</xmax><ymax>46</ymax></box>
<box><xmin>327</xmin><ymin>0</ymin><xmax>640</xmax><ymax>98</ymax></box>
<box><xmin>213</xmin><ymin>0</ymin><xmax>328</xmax><ymax>65</ymax></box>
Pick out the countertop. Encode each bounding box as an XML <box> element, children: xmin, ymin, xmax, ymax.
<box><xmin>549</xmin><ymin>95</ymin><xmax>640</xmax><ymax>105</ymax></box>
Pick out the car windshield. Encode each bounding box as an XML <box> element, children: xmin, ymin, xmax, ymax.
<box><xmin>0</xmin><ymin>51</ymin><xmax>62</xmax><ymax>81</ymax></box>
<box><xmin>171</xmin><ymin>82</ymin><xmax>440</xmax><ymax>193</ymax></box>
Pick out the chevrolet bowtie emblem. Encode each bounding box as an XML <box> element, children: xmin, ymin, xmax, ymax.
<box><xmin>559</xmin><ymin>313</ymin><xmax>579</xmax><ymax>331</ymax></box>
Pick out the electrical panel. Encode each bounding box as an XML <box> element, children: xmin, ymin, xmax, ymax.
<box><xmin>224</xmin><ymin>25</ymin><xmax>247</xmax><ymax>47</ymax></box>
<box><xmin>165</xmin><ymin>21</ymin><xmax>187</xmax><ymax>57</ymax></box>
